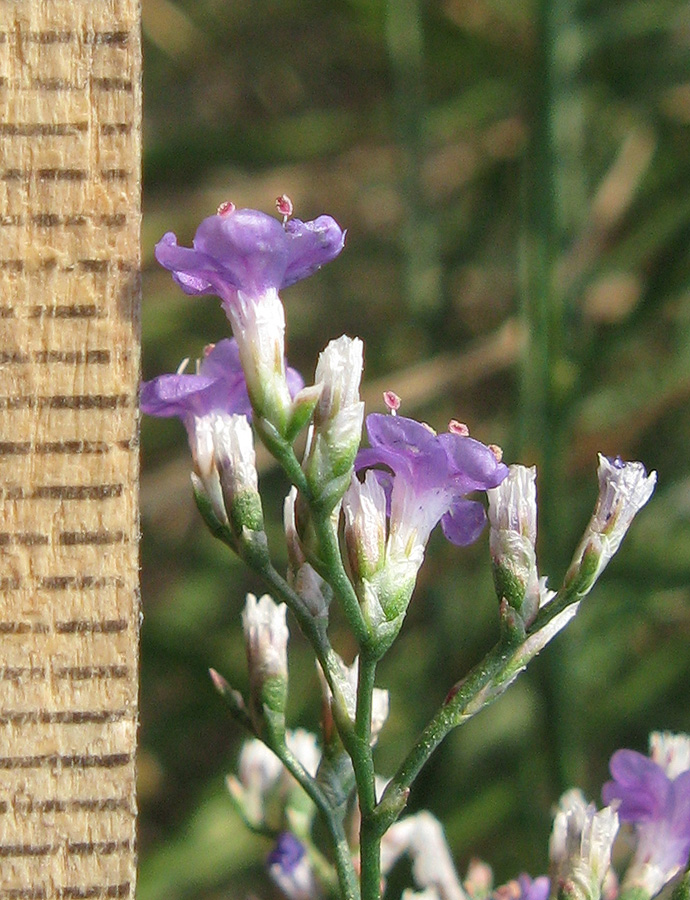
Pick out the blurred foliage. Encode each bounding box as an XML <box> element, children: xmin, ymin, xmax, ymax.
<box><xmin>139</xmin><ymin>0</ymin><xmax>690</xmax><ymax>897</ymax></box>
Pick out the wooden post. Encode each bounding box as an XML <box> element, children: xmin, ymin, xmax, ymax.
<box><xmin>0</xmin><ymin>0</ymin><xmax>141</xmax><ymax>897</ymax></box>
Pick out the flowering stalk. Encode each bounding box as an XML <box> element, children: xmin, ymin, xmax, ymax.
<box><xmin>142</xmin><ymin>200</ymin><xmax>662</xmax><ymax>900</ymax></box>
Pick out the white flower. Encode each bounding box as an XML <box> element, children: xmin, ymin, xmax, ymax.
<box><xmin>227</xmin><ymin>738</ymin><xmax>284</xmax><ymax>828</ymax></box>
<box><xmin>231</xmin><ymin>285</ymin><xmax>293</xmax><ymax>425</ymax></box>
<box><xmin>312</xmin><ymin>335</ymin><xmax>365</xmax><ymax>445</ymax></box>
<box><xmin>286</xmin><ymin>728</ymin><xmax>320</xmax><ymax>778</ymax></box>
<box><xmin>283</xmin><ymin>488</ymin><xmax>330</xmax><ymax>620</ymax></box>
<box><xmin>343</xmin><ymin>471</ymin><xmax>388</xmax><ymax>580</ymax></box>
<box><xmin>487</xmin><ymin>464</ymin><xmax>537</xmax><ymax>545</ymax></box>
<box><xmin>213</xmin><ymin>412</ymin><xmax>259</xmax><ymax>498</ymax></box>
<box><xmin>549</xmin><ymin>789</ymin><xmax>619</xmax><ymax>900</ymax></box>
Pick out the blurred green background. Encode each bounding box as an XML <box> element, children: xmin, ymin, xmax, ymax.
<box><xmin>138</xmin><ymin>0</ymin><xmax>690</xmax><ymax>897</ymax></box>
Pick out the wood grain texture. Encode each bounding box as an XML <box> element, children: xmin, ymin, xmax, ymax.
<box><xmin>0</xmin><ymin>1</ymin><xmax>141</xmax><ymax>896</ymax></box>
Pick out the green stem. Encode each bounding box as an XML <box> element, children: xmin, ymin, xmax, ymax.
<box><xmin>373</xmin><ymin>574</ymin><xmax>584</xmax><ymax>837</ymax></box>
<box><xmin>354</xmin><ymin>654</ymin><xmax>380</xmax><ymax>900</ymax></box>
<box><xmin>374</xmin><ymin>636</ymin><xmax>518</xmax><ymax>833</ymax></box>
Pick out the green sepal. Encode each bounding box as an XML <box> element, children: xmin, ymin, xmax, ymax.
<box><xmin>304</xmin><ymin>438</ymin><xmax>358</xmax><ymax>514</ymax></box>
<box><xmin>260</xmin><ymin>674</ymin><xmax>288</xmax><ymax>719</ymax></box>
<box><xmin>191</xmin><ymin>474</ymin><xmax>236</xmax><ymax>550</ymax></box>
<box><xmin>228</xmin><ymin>491</ymin><xmax>265</xmax><ymax>536</ymax></box>
<box><xmin>617</xmin><ymin>890</ymin><xmax>652</xmax><ymax>900</ymax></box>
<box><xmin>255</xmin><ymin>414</ymin><xmax>290</xmax><ymax>457</ymax></box>
<box><xmin>499</xmin><ymin>599</ymin><xmax>527</xmax><ymax>644</ymax></box>
<box><xmin>238</xmin><ymin>527</ymin><xmax>271</xmax><ymax>569</ymax></box>
<box><xmin>285</xmin><ymin>386</ymin><xmax>322</xmax><ymax>444</ymax></box>
<box><xmin>492</xmin><ymin>561</ymin><xmax>527</xmax><ymax>612</ymax></box>
<box><xmin>564</xmin><ymin>540</ymin><xmax>601</xmax><ymax>597</ymax></box>
<box><xmin>375</xmin><ymin>780</ymin><xmax>410</xmax><ymax>833</ymax></box>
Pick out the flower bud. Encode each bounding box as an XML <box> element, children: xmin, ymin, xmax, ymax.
<box><xmin>242</xmin><ymin>593</ymin><xmax>289</xmax><ymax>737</ymax></box>
<box><xmin>227</xmin><ymin>729</ymin><xmax>321</xmax><ymax>835</ymax></box>
<box><xmin>487</xmin><ymin>465</ymin><xmax>540</xmax><ymax>627</ymax></box>
<box><xmin>213</xmin><ymin>413</ymin><xmax>264</xmax><ymax>536</ymax></box>
<box><xmin>283</xmin><ymin>488</ymin><xmax>331</xmax><ymax>621</ymax></box>
<box><xmin>303</xmin><ymin>335</ymin><xmax>365</xmax><ymax>511</ymax></box>
<box><xmin>319</xmin><ymin>653</ymin><xmax>389</xmax><ymax>746</ymax></box>
<box><xmin>343</xmin><ymin>471</ymin><xmax>387</xmax><ymax>581</ymax></box>
<box><xmin>549</xmin><ymin>789</ymin><xmax>619</xmax><ymax>900</ymax></box>
<box><xmin>564</xmin><ymin>455</ymin><xmax>656</xmax><ymax>597</ymax></box>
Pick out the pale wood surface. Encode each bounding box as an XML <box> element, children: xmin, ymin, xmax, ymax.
<box><xmin>0</xmin><ymin>1</ymin><xmax>140</xmax><ymax>896</ymax></box>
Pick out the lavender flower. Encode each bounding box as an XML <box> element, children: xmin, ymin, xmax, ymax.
<box><xmin>602</xmin><ymin>732</ymin><xmax>690</xmax><ymax>897</ymax></box>
<box><xmin>141</xmin><ymin>338</ymin><xmax>252</xmax><ymax>427</ymax></box>
<box><xmin>356</xmin><ymin>414</ymin><xmax>508</xmax><ymax>557</ymax></box>
<box><xmin>268</xmin><ymin>832</ymin><xmax>320</xmax><ymax>900</ymax></box>
<box><xmin>142</xmin><ymin>338</ymin><xmax>303</xmax><ymax>532</ymax></box>
<box><xmin>346</xmin><ymin>413</ymin><xmax>508</xmax><ymax>645</ymax></box>
<box><xmin>154</xmin><ymin>204</ymin><xmax>345</xmax><ymax>429</ymax></box>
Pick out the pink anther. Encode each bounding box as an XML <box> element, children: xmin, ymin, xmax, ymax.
<box><xmin>276</xmin><ymin>194</ymin><xmax>294</xmax><ymax>220</ymax></box>
<box><xmin>383</xmin><ymin>390</ymin><xmax>401</xmax><ymax>414</ymax></box>
<box><xmin>448</xmin><ymin>419</ymin><xmax>470</xmax><ymax>436</ymax></box>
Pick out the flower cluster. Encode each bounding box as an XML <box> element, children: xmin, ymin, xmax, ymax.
<box><xmin>143</xmin><ymin>198</ymin><xmax>662</xmax><ymax>900</ymax></box>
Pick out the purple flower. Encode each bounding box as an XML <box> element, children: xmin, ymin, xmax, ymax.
<box><xmin>155</xmin><ymin>207</ymin><xmax>345</xmax><ymax>301</ymax></box>
<box><xmin>141</xmin><ymin>338</ymin><xmax>301</xmax><ymax>525</ymax></box>
<box><xmin>141</xmin><ymin>338</ymin><xmax>302</xmax><ymax>428</ymax></box>
<box><xmin>267</xmin><ymin>832</ymin><xmax>318</xmax><ymax>900</ymax></box>
<box><xmin>141</xmin><ymin>338</ymin><xmax>252</xmax><ymax>425</ymax></box>
<box><xmin>602</xmin><ymin>734</ymin><xmax>690</xmax><ymax>897</ymax></box>
<box><xmin>344</xmin><ymin>414</ymin><xmax>508</xmax><ymax>643</ymax></box>
<box><xmin>355</xmin><ymin>413</ymin><xmax>509</xmax><ymax>553</ymax></box>
<box><xmin>154</xmin><ymin>205</ymin><xmax>345</xmax><ymax>427</ymax></box>
<box><xmin>517</xmin><ymin>875</ymin><xmax>551</xmax><ymax>900</ymax></box>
